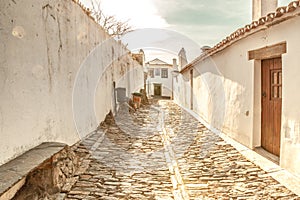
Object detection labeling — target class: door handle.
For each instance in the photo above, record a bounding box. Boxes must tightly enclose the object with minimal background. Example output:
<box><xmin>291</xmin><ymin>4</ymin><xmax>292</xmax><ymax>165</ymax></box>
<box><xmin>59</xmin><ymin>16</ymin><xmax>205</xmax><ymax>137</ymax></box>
<box><xmin>262</xmin><ymin>91</ymin><xmax>267</xmax><ymax>98</ymax></box>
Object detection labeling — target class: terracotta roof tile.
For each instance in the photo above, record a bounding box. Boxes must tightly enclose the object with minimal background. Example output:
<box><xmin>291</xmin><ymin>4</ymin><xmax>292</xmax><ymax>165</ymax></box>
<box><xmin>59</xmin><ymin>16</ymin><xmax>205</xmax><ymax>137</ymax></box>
<box><xmin>287</xmin><ymin>1</ymin><xmax>299</xmax><ymax>12</ymax></box>
<box><xmin>180</xmin><ymin>0</ymin><xmax>300</xmax><ymax>73</ymax></box>
<box><xmin>266</xmin><ymin>12</ymin><xmax>275</xmax><ymax>22</ymax></box>
<box><xmin>275</xmin><ymin>7</ymin><xmax>286</xmax><ymax>17</ymax></box>
<box><xmin>258</xmin><ymin>17</ymin><xmax>266</xmax><ymax>25</ymax></box>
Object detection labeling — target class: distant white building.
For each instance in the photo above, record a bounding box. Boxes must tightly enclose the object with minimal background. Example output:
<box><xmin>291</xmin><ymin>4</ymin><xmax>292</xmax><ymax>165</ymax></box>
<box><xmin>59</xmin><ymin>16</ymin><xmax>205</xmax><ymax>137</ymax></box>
<box><xmin>146</xmin><ymin>58</ymin><xmax>174</xmax><ymax>98</ymax></box>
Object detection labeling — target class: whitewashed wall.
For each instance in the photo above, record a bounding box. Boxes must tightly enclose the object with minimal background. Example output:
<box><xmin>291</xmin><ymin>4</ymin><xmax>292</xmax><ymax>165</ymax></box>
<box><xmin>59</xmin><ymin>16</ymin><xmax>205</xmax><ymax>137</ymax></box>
<box><xmin>174</xmin><ymin>15</ymin><xmax>300</xmax><ymax>177</ymax></box>
<box><xmin>0</xmin><ymin>0</ymin><xmax>143</xmax><ymax>165</ymax></box>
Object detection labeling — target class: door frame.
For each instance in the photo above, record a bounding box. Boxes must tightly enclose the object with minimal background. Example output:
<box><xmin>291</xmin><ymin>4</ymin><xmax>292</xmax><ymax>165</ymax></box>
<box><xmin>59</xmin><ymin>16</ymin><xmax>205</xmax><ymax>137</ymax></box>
<box><xmin>249</xmin><ymin>41</ymin><xmax>286</xmax><ymax>162</ymax></box>
<box><xmin>153</xmin><ymin>83</ymin><xmax>162</xmax><ymax>96</ymax></box>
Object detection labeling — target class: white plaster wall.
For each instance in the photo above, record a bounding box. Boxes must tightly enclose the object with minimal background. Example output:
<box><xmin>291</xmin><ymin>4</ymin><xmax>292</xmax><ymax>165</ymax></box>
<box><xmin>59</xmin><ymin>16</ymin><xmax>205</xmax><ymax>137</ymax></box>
<box><xmin>0</xmin><ymin>0</ymin><xmax>143</xmax><ymax>165</ymax></box>
<box><xmin>175</xmin><ymin>15</ymin><xmax>300</xmax><ymax>177</ymax></box>
<box><xmin>94</xmin><ymin>51</ymin><xmax>144</xmax><ymax>122</ymax></box>
<box><xmin>278</xmin><ymin>17</ymin><xmax>300</xmax><ymax>177</ymax></box>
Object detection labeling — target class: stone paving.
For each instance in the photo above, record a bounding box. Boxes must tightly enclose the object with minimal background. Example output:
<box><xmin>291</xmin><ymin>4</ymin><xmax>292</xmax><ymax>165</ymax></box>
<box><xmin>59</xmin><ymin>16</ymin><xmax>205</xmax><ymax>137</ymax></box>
<box><xmin>62</xmin><ymin>100</ymin><xmax>299</xmax><ymax>200</ymax></box>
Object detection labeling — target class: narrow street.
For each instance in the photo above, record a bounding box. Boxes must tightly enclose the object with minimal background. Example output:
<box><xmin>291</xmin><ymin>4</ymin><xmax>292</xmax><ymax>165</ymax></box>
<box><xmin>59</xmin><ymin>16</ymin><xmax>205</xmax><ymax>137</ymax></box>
<box><xmin>63</xmin><ymin>100</ymin><xmax>298</xmax><ymax>200</ymax></box>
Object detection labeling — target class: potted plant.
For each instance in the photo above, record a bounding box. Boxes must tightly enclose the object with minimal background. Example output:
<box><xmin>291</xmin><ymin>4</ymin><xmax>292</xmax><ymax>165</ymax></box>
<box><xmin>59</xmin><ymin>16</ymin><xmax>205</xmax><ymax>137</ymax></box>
<box><xmin>132</xmin><ymin>92</ymin><xmax>142</xmax><ymax>108</ymax></box>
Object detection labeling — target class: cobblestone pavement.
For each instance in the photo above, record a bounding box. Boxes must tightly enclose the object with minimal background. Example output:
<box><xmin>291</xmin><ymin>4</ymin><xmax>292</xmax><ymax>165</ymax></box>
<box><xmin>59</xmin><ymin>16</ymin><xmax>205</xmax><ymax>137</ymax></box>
<box><xmin>63</xmin><ymin>100</ymin><xmax>299</xmax><ymax>200</ymax></box>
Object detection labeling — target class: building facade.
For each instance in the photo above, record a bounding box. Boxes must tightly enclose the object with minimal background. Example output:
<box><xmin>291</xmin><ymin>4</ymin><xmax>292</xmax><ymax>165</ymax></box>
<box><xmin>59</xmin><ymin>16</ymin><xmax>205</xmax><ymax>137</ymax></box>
<box><xmin>174</xmin><ymin>0</ymin><xmax>300</xmax><ymax>178</ymax></box>
<box><xmin>146</xmin><ymin>58</ymin><xmax>174</xmax><ymax>98</ymax></box>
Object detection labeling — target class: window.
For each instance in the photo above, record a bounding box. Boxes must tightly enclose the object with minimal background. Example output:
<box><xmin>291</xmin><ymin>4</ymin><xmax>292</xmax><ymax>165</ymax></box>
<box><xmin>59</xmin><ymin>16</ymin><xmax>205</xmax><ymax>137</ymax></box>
<box><xmin>271</xmin><ymin>70</ymin><xmax>282</xmax><ymax>99</ymax></box>
<box><xmin>161</xmin><ymin>69</ymin><xmax>168</xmax><ymax>78</ymax></box>
<box><xmin>155</xmin><ymin>68</ymin><xmax>160</xmax><ymax>76</ymax></box>
<box><xmin>149</xmin><ymin>68</ymin><xmax>154</xmax><ymax>78</ymax></box>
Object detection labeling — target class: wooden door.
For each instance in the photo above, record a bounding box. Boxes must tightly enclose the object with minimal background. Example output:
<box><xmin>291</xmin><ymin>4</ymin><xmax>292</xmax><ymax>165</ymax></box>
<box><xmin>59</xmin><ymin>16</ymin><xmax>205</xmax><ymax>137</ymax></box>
<box><xmin>154</xmin><ymin>84</ymin><xmax>162</xmax><ymax>96</ymax></box>
<box><xmin>261</xmin><ymin>57</ymin><xmax>282</xmax><ymax>156</ymax></box>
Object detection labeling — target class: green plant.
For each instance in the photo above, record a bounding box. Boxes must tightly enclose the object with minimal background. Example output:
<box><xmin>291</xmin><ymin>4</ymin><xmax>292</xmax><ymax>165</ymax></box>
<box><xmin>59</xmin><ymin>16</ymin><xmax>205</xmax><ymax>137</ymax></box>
<box><xmin>132</xmin><ymin>92</ymin><xmax>142</xmax><ymax>97</ymax></box>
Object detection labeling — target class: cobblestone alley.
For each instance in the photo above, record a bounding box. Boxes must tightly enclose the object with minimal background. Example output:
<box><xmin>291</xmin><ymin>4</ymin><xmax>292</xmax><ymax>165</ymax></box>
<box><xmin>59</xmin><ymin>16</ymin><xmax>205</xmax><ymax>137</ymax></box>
<box><xmin>63</xmin><ymin>100</ymin><xmax>299</xmax><ymax>200</ymax></box>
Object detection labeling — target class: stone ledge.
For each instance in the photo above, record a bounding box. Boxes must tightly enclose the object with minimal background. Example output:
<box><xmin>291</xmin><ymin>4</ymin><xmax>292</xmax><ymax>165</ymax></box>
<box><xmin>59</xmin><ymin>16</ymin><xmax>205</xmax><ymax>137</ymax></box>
<box><xmin>0</xmin><ymin>142</ymin><xmax>67</xmax><ymax>199</ymax></box>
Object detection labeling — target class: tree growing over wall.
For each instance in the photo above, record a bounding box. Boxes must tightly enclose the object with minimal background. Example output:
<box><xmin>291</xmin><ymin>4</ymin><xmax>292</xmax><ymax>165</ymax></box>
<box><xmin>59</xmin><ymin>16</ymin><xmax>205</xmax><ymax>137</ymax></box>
<box><xmin>89</xmin><ymin>0</ymin><xmax>132</xmax><ymax>38</ymax></box>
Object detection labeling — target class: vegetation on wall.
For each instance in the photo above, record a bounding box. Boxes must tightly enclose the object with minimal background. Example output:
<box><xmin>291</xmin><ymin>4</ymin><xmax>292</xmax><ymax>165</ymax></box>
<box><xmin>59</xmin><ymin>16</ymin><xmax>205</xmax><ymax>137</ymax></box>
<box><xmin>89</xmin><ymin>0</ymin><xmax>132</xmax><ymax>38</ymax></box>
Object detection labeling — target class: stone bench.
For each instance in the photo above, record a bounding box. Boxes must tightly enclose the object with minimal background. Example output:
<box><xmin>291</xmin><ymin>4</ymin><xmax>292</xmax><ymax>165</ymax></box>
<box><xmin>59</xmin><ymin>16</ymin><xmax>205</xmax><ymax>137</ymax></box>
<box><xmin>0</xmin><ymin>142</ymin><xmax>68</xmax><ymax>200</ymax></box>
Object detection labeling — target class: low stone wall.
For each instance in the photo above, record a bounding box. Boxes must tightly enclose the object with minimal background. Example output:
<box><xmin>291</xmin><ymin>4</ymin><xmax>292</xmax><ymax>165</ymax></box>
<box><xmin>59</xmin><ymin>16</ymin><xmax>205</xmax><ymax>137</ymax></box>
<box><xmin>10</xmin><ymin>145</ymin><xmax>79</xmax><ymax>199</ymax></box>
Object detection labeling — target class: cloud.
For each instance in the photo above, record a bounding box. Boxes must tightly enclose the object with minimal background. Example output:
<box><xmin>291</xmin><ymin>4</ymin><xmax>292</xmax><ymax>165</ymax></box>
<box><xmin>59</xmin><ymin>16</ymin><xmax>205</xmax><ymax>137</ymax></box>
<box><xmin>120</xmin><ymin>28</ymin><xmax>201</xmax><ymax>61</ymax></box>
<box><xmin>166</xmin><ymin>24</ymin><xmax>241</xmax><ymax>47</ymax></box>
<box><xmin>81</xmin><ymin>0</ymin><xmax>169</xmax><ymax>28</ymax></box>
<box><xmin>152</xmin><ymin>0</ymin><xmax>252</xmax><ymax>46</ymax></box>
<box><xmin>279</xmin><ymin>0</ymin><xmax>294</xmax><ymax>6</ymax></box>
<box><xmin>81</xmin><ymin>0</ymin><xmax>295</xmax><ymax>48</ymax></box>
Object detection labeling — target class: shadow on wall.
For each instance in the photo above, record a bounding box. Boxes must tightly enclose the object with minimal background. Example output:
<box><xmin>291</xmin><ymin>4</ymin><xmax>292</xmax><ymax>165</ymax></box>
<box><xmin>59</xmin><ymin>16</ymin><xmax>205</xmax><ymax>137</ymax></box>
<box><xmin>180</xmin><ymin>56</ymin><xmax>226</xmax><ymax>132</ymax></box>
<box><xmin>73</xmin><ymin>36</ymin><xmax>144</xmax><ymax>141</ymax></box>
<box><xmin>179</xmin><ymin>56</ymin><xmax>247</xmax><ymax>136</ymax></box>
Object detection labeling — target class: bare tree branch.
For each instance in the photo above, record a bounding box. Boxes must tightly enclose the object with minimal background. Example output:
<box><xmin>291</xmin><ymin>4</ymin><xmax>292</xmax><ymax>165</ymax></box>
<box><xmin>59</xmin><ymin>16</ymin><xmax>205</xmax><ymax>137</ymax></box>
<box><xmin>89</xmin><ymin>0</ymin><xmax>132</xmax><ymax>38</ymax></box>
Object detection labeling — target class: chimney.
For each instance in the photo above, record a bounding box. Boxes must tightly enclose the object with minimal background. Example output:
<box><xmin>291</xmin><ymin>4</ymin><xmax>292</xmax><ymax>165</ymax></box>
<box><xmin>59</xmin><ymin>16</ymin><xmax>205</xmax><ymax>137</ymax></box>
<box><xmin>172</xmin><ymin>58</ymin><xmax>178</xmax><ymax>71</ymax></box>
<box><xmin>252</xmin><ymin>0</ymin><xmax>278</xmax><ymax>21</ymax></box>
<box><xmin>173</xmin><ymin>58</ymin><xmax>177</xmax><ymax>67</ymax></box>
<box><xmin>178</xmin><ymin>48</ymin><xmax>188</xmax><ymax>70</ymax></box>
<box><xmin>139</xmin><ymin>49</ymin><xmax>145</xmax><ymax>66</ymax></box>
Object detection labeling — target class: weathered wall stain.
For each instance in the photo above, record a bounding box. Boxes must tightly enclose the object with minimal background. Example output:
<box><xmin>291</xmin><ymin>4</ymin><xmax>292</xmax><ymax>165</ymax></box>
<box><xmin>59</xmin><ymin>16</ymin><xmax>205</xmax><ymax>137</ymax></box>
<box><xmin>42</xmin><ymin>3</ymin><xmax>54</xmax><ymax>92</ymax></box>
<box><xmin>57</xmin><ymin>17</ymin><xmax>62</xmax><ymax>72</ymax></box>
<box><xmin>0</xmin><ymin>108</ymin><xmax>3</xmax><ymax>134</ymax></box>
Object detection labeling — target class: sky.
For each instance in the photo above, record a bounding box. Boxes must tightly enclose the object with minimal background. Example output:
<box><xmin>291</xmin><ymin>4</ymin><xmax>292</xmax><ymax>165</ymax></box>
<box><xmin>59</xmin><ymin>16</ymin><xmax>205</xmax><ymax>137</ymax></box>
<box><xmin>81</xmin><ymin>0</ymin><xmax>293</xmax><ymax>62</ymax></box>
